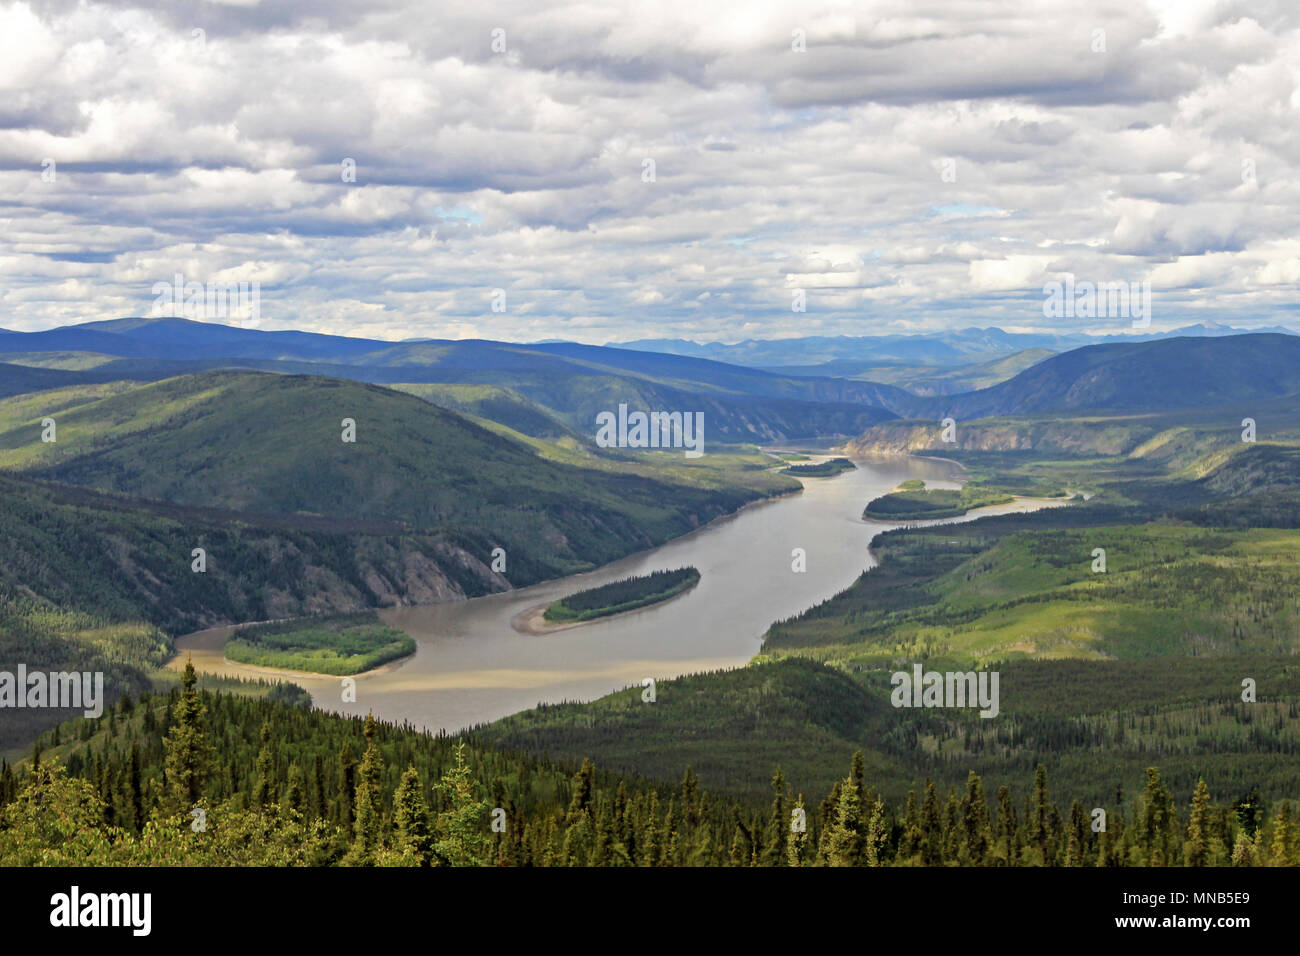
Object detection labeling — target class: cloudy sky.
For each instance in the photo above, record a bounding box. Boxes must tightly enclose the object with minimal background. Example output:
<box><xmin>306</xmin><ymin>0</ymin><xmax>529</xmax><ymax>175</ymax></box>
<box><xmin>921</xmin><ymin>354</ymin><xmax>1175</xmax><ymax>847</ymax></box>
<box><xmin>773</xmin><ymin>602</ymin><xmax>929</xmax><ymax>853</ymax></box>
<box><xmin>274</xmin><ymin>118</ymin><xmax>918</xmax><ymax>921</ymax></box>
<box><xmin>1</xmin><ymin>0</ymin><xmax>1298</xmax><ymax>343</ymax></box>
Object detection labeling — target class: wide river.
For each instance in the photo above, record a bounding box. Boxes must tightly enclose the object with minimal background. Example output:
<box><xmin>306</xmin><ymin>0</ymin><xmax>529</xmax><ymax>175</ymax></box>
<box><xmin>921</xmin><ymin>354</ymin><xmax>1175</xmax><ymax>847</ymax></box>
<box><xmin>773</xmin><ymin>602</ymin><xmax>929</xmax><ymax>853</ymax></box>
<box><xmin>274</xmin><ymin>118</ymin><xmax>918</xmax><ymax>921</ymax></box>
<box><xmin>173</xmin><ymin>455</ymin><xmax>1067</xmax><ymax>734</ymax></box>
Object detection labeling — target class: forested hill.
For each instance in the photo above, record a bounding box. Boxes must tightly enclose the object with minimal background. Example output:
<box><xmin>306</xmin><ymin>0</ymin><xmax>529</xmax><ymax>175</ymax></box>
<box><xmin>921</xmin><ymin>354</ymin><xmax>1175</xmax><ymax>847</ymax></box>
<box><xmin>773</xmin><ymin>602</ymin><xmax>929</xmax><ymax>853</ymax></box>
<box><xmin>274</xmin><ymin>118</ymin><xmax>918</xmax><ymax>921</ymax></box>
<box><xmin>2</xmin><ymin>665</ymin><xmax>1291</xmax><ymax>867</ymax></box>
<box><xmin>0</xmin><ymin>370</ymin><xmax>788</xmax><ymax>583</ymax></box>
<box><xmin>0</xmin><ymin>368</ymin><xmax>792</xmax><ymax>750</ymax></box>
<box><xmin>925</xmin><ymin>334</ymin><xmax>1300</xmax><ymax>419</ymax></box>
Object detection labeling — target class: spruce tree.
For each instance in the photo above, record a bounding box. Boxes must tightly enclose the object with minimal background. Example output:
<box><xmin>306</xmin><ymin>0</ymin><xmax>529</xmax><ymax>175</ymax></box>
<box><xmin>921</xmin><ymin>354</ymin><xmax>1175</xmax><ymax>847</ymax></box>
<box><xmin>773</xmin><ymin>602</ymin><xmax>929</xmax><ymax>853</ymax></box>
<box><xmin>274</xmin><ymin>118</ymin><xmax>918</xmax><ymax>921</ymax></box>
<box><xmin>963</xmin><ymin>771</ymin><xmax>992</xmax><ymax>866</ymax></box>
<box><xmin>787</xmin><ymin>795</ymin><xmax>808</xmax><ymax>867</ymax></box>
<box><xmin>162</xmin><ymin>659</ymin><xmax>214</xmax><ymax>816</ymax></box>
<box><xmin>351</xmin><ymin>712</ymin><xmax>385</xmax><ymax>860</ymax></box>
<box><xmin>252</xmin><ymin>720</ymin><xmax>276</xmax><ymax>807</ymax></box>
<box><xmin>1270</xmin><ymin>800</ymin><xmax>1295</xmax><ymax>867</ymax></box>
<box><xmin>1185</xmin><ymin>778</ymin><xmax>1213</xmax><ymax>867</ymax></box>
<box><xmin>432</xmin><ymin>741</ymin><xmax>489</xmax><ymax>866</ymax></box>
<box><xmin>899</xmin><ymin>789</ymin><xmax>922</xmax><ymax>862</ymax></box>
<box><xmin>827</xmin><ymin>774</ymin><xmax>866</xmax><ymax>866</ymax></box>
<box><xmin>393</xmin><ymin>765</ymin><xmax>434</xmax><ymax>865</ymax></box>
<box><xmin>763</xmin><ymin>769</ymin><xmax>788</xmax><ymax>866</ymax></box>
<box><xmin>1139</xmin><ymin>766</ymin><xmax>1178</xmax><ymax>866</ymax></box>
<box><xmin>921</xmin><ymin>779</ymin><xmax>942</xmax><ymax>865</ymax></box>
<box><xmin>995</xmin><ymin>785</ymin><xmax>1019</xmax><ymax>866</ymax></box>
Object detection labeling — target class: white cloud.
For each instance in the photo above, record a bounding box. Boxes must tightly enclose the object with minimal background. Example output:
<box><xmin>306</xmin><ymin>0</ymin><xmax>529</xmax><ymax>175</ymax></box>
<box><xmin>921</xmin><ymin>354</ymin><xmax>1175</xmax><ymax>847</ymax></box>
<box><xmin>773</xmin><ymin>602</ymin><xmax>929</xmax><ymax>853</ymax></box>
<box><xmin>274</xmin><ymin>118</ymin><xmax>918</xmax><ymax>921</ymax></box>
<box><xmin>0</xmin><ymin>0</ymin><xmax>1297</xmax><ymax>340</ymax></box>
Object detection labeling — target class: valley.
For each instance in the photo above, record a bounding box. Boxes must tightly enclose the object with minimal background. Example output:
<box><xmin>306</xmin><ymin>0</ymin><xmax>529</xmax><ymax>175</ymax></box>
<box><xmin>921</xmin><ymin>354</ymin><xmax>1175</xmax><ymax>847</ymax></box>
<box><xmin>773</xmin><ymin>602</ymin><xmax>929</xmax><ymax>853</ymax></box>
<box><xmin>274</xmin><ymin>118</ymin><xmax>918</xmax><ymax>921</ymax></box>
<box><xmin>4</xmin><ymin>320</ymin><xmax>1300</xmax><ymax>870</ymax></box>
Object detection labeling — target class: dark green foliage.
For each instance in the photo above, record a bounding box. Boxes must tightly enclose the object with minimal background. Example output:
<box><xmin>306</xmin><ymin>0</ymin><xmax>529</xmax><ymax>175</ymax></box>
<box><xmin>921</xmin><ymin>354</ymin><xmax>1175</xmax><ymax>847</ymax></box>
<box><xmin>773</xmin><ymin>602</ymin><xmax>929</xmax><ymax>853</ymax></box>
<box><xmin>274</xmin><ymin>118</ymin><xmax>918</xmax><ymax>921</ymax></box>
<box><xmin>780</xmin><ymin>458</ymin><xmax>855</xmax><ymax>477</ymax></box>
<box><xmin>2</xmin><ymin>695</ymin><xmax>1290</xmax><ymax>866</ymax></box>
<box><xmin>863</xmin><ymin>484</ymin><xmax>1014</xmax><ymax>519</ymax></box>
<box><xmin>544</xmin><ymin>568</ymin><xmax>700</xmax><ymax>622</ymax></box>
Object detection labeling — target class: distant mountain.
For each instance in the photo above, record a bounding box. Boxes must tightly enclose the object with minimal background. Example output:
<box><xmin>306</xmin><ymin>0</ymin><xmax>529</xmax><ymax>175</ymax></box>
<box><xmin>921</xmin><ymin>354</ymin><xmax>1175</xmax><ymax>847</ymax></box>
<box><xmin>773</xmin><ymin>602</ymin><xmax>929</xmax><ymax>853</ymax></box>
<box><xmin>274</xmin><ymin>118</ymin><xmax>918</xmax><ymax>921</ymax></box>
<box><xmin>0</xmin><ymin>318</ymin><xmax>909</xmax><ymax>439</ymax></box>
<box><xmin>760</xmin><ymin>348</ymin><xmax>1057</xmax><ymax>396</ymax></box>
<box><xmin>614</xmin><ymin>322</ymin><xmax>1298</xmax><ymax>369</ymax></box>
<box><xmin>0</xmin><ymin>362</ymin><xmax>105</xmax><ymax>398</ymax></box>
<box><xmin>929</xmin><ymin>333</ymin><xmax>1300</xmax><ymax>419</ymax></box>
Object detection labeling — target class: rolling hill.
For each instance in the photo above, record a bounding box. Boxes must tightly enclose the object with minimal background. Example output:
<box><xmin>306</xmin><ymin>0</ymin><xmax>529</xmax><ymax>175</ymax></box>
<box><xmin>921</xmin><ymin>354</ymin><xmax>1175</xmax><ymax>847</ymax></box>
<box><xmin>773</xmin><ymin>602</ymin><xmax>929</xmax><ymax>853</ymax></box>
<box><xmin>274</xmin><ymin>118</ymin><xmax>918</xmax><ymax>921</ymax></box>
<box><xmin>927</xmin><ymin>334</ymin><xmax>1300</xmax><ymax>419</ymax></box>
<box><xmin>0</xmin><ymin>318</ymin><xmax>910</xmax><ymax>440</ymax></box>
<box><xmin>0</xmin><ymin>370</ymin><xmax>789</xmax><ymax>554</ymax></box>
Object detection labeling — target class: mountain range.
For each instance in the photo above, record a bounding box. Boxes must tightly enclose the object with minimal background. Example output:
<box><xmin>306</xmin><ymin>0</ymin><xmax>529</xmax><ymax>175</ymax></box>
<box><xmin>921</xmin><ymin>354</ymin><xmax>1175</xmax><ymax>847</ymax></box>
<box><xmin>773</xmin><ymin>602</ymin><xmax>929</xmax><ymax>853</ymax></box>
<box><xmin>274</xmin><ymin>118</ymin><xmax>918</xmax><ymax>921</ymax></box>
<box><xmin>615</xmin><ymin>321</ymin><xmax>1297</xmax><ymax>369</ymax></box>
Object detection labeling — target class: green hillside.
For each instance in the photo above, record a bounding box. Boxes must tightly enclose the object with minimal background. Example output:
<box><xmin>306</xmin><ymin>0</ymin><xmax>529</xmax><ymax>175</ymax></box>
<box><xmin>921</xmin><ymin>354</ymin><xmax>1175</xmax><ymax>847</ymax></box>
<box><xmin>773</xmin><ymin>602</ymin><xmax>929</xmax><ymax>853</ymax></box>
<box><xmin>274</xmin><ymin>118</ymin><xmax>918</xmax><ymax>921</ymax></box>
<box><xmin>0</xmin><ymin>370</ymin><xmax>785</xmax><ymax>561</ymax></box>
<box><xmin>389</xmin><ymin>383</ymin><xmax>575</xmax><ymax>439</ymax></box>
<box><xmin>930</xmin><ymin>334</ymin><xmax>1300</xmax><ymax>419</ymax></box>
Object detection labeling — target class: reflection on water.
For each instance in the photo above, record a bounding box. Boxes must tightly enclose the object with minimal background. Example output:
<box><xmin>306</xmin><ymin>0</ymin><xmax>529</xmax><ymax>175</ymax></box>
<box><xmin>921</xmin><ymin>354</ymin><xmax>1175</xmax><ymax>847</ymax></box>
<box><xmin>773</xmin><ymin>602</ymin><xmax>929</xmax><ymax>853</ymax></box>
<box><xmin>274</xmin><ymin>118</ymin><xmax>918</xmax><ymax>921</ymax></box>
<box><xmin>172</xmin><ymin>456</ymin><xmax>1068</xmax><ymax>734</ymax></box>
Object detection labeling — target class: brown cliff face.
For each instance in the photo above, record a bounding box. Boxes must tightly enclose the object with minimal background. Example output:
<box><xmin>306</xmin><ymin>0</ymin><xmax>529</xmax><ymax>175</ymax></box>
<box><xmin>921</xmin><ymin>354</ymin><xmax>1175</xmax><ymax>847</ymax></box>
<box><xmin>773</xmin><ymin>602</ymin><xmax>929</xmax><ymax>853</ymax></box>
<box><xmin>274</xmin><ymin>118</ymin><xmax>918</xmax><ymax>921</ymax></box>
<box><xmin>845</xmin><ymin>419</ymin><xmax>1155</xmax><ymax>458</ymax></box>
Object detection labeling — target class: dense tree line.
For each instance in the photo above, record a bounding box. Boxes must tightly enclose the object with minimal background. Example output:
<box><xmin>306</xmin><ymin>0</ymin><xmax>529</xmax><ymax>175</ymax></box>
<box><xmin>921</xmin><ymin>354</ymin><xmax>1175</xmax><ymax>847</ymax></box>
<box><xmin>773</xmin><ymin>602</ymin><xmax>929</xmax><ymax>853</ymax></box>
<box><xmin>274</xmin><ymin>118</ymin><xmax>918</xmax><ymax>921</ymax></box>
<box><xmin>1</xmin><ymin>663</ymin><xmax>1294</xmax><ymax>867</ymax></box>
<box><xmin>546</xmin><ymin>567</ymin><xmax>699</xmax><ymax>621</ymax></box>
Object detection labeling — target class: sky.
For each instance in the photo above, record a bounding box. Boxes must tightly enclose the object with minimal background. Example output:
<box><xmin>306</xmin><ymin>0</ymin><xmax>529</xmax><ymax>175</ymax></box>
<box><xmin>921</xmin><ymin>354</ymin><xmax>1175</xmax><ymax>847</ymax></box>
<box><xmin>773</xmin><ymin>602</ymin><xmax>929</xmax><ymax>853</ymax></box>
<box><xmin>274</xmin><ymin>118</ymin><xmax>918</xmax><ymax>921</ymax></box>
<box><xmin>1</xmin><ymin>0</ymin><xmax>1299</xmax><ymax>343</ymax></box>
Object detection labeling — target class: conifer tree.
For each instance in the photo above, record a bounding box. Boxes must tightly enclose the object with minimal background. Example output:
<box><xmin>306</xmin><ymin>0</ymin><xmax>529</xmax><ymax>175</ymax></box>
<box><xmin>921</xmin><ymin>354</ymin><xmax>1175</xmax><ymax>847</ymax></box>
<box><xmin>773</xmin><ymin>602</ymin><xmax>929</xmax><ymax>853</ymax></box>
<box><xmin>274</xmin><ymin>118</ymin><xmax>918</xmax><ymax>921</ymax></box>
<box><xmin>921</xmin><ymin>779</ymin><xmax>942</xmax><ymax>865</ymax></box>
<box><xmin>568</xmin><ymin>759</ymin><xmax>595</xmax><ymax>822</ymax></box>
<box><xmin>286</xmin><ymin>764</ymin><xmax>305</xmax><ymax>813</ymax></box>
<box><xmin>350</xmin><ymin>712</ymin><xmax>385</xmax><ymax>860</ymax></box>
<box><xmin>1030</xmin><ymin>764</ymin><xmax>1052</xmax><ymax>864</ymax></box>
<box><xmin>679</xmin><ymin>767</ymin><xmax>699</xmax><ymax>829</ymax></box>
<box><xmin>1138</xmin><ymin>766</ymin><xmax>1178</xmax><ymax>866</ymax></box>
<box><xmin>162</xmin><ymin>659</ymin><xmax>214</xmax><ymax>815</ymax></box>
<box><xmin>899</xmin><ymin>789</ymin><xmax>922</xmax><ymax>862</ymax></box>
<box><xmin>763</xmin><ymin>769</ymin><xmax>788</xmax><ymax>866</ymax></box>
<box><xmin>1185</xmin><ymin>778</ymin><xmax>1213</xmax><ymax>867</ymax></box>
<box><xmin>963</xmin><ymin>771</ymin><xmax>992</xmax><ymax>866</ymax></box>
<box><xmin>942</xmin><ymin>791</ymin><xmax>962</xmax><ymax>864</ymax></box>
<box><xmin>663</xmin><ymin>795</ymin><xmax>681</xmax><ymax>866</ymax></box>
<box><xmin>787</xmin><ymin>795</ymin><xmax>808</xmax><ymax>867</ymax></box>
<box><xmin>433</xmin><ymin>741</ymin><xmax>489</xmax><ymax>866</ymax></box>
<box><xmin>253</xmin><ymin>720</ymin><xmax>276</xmax><ymax>807</ymax></box>
<box><xmin>126</xmin><ymin>743</ymin><xmax>143</xmax><ymax>833</ymax></box>
<box><xmin>996</xmin><ymin>785</ymin><xmax>1019</xmax><ymax>866</ymax></box>
<box><xmin>827</xmin><ymin>773</ymin><xmax>866</xmax><ymax>866</ymax></box>
<box><xmin>337</xmin><ymin>740</ymin><xmax>357</xmax><ymax>829</ymax></box>
<box><xmin>640</xmin><ymin>791</ymin><xmax>659</xmax><ymax>867</ymax></box>
<box><xmin>1065</xmin><ymin>801</ymin><xmax>1085</xmax><ymax>867</ymax></box>
<box><xmin>1270</xmin><ymin>800</ymin><xmax>1295</xmax><ymax>867</ymax></box>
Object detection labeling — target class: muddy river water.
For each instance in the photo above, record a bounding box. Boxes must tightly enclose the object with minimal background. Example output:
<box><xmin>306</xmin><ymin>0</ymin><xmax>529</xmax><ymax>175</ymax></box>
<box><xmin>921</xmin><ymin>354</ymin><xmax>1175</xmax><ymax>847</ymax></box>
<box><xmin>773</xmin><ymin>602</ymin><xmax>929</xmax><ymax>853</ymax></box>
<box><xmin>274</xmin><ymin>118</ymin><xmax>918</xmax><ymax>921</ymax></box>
<box><xmin>172</xmin><ymin>456</ymin><xmax>1068</xmax><ymax>733</ymax></box>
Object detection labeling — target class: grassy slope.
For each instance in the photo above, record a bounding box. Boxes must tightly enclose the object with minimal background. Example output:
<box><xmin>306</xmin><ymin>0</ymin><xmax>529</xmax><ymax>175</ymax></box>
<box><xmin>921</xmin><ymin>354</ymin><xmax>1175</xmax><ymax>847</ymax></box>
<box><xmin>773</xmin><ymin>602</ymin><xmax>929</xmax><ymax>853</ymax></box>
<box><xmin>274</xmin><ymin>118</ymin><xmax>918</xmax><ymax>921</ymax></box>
<box><xmin>225</xmin><ymin>613</ymin><xmax>415</xmax><ymax>676</ymax></box>
<box><xmin>389</xmin><ymin>382</ymin><xmax>577</xmax><ymax>439</ymax></box>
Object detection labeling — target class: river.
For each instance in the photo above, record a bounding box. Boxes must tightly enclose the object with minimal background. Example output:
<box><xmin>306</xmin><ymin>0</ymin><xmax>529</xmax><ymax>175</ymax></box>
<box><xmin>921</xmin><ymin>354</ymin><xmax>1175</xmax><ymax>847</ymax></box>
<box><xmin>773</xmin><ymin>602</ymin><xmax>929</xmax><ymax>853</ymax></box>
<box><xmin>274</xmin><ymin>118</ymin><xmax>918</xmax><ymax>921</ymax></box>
<box><xmin>172</xmin><ymin>455</ymin><xmax>1069</xmax><ymax>734</ymax></box>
